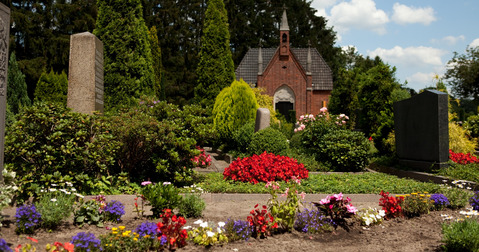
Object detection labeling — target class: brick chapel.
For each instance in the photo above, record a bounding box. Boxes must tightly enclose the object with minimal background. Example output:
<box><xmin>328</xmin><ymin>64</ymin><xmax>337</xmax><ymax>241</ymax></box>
<box><xmin>235</xmin><ymin>10</ymin><xmax>333</xmax><ymax>120</ymax></box>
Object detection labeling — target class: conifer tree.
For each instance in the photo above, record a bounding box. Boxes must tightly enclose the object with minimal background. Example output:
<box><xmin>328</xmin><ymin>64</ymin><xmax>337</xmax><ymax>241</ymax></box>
<box><xmin>94</xmin><ymin>0</ymin><xmax>154</xmax><ymax>108</ymax></box>
<box><xmin>7</xmin><ymin>52</ymin><xmax>31</xmax><ymax>114</ymax></box>
<box><xmin>148</xmin><ymin>26</ymin><xmax>162</xmax><ymax>100</ymax></box>
<box><xmin>33</xmin><ymin>70</ymin><xmax>68</xmax><ymax>106</ymax></box>
<box><xmin>194</xmin><ymin>0</ymin><xmax>235</xmax><ymax>107</ymax></box>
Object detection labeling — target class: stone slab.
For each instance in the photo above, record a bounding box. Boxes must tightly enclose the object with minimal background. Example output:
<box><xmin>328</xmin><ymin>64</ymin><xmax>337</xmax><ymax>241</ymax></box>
<box><xmin>0</xmin><ymin>3</ymin><xmax>9</xmax><ymax>184</ymax></box>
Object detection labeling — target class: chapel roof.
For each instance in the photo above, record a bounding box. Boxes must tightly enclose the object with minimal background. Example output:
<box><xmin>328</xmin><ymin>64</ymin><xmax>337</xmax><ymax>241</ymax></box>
<box><xmin>235</xmin><ymin>47</ymin><xmax>334</xmax><ymax>91</ymax></box>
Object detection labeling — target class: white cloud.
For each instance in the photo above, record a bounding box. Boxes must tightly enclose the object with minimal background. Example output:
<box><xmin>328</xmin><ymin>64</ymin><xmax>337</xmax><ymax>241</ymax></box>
<box><xmin>368</xmin><ymin>46</ymin><xmax>447</xmax><ymax>67</ymax></box>
<box><xmin>431</xmin><ymin>35</ymin><xmax>465</xmax><ymax>46</ymax></box>
<box><xmin>407</xmin><ymin>72</ymin><xmax>436</xmax><ymax>85</ymax></box>
<box><xmin>310</xmin><ymin>0</ymin><xmax>338</xmax><ymax>17</ymax></box>
<box><xmin>329</xmin><ymin>0</ymin><xmax>389</xmax><ymax>35</ymax></box>
<box><xmin>470</xmin><ymin>38</ymin><xmax>479</xmax><ymax>48</ymax></box>
<box><xmin>391</xmin><ymin>3</ymin><xmax>436</xmax><ymax>26</ymax></box>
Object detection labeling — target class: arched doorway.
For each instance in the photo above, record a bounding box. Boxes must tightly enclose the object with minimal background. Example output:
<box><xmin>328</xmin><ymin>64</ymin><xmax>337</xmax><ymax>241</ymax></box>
<box><xmin>274</xmin><ymin>85</ymin><xmax>295</xmax><ymax>122</ymax></box>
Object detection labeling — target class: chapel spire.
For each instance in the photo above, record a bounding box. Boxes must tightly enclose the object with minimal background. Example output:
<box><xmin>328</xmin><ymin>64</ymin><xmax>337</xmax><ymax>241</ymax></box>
<box><xmin>279</xmin><ymin>7</ymin><xmax>290</xmax><ymax>60</ymax></box>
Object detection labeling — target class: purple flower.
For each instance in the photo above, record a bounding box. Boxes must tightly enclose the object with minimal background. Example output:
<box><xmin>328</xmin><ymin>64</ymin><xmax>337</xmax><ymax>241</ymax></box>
<box><xmin>104</xmin><ymin>200</ymin><xmax>125</xmax><ymax>222</ymax></box>
<box><xmin>135</xmin><ymin>222</ymin><xmax>158</xmax><ymax>238</ymax></box>
<box><xmin>431</xmin><ymin>194</ymin><xmax>450</xmax><ymax>208</ymax></box>
<box><xmin>0</xmin><ymin>238</ymin><xmax>13</xmax><ymax>252</ymax></box>
<box><xmin>469</xmin><ymin>191</ymin><xmax>479</xmax><ymax>210</ymax></box>
<box><xmin>15</xmin><ymin>204</ymin><xmax>41</xmax><ymax>234</ymax></box>
<box><xmin>71</xmin><ymin>232</ymin><xmax>102</xmax><ymax>251</ymax></box>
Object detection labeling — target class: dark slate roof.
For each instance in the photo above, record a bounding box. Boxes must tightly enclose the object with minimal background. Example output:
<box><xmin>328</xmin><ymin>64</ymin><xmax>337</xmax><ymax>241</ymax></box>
<box><xmin>235</xmin><ymin>47</ymin><xmax>333</xmax><ymax>90</ymax></box>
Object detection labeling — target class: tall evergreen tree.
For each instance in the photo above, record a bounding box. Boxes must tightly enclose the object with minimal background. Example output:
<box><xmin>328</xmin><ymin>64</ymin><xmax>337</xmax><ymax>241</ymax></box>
<box><xmin>33</xmin><ymin>69</ymin><xmax>68</xmax><ymax>106</ymax></box>
<box><xmin>148</xmin><ymin>26</ymin><xmax>162</xmax><ymax>100</ymax></box>
<box><xmin>7</xmin><ymin>52</ymin><xmax>31</xmax><ymax>114</ymax></box>
<box><xmin>94</xmin><ymin>0</ymin><xmax>154</xmax><ymax>108</ymax></box>
<box><xmin>195</xmin><ymin>0</ymin><xmax>235</xmax><ymax>107</ymax></box>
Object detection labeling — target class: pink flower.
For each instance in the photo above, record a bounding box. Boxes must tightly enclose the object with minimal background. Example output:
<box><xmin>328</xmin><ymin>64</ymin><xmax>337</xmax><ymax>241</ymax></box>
<box><xmin>346</xmin><ymin>204</ymin><xmax>358</xmax><ymax>214</ymax></box>
<box><xmin>281</xmin><ymin>188</ymin><xmax>290</xmax><ymax>197</ymax></box>
<box><xmin>299</xmin><ymin>192</ymin><xmax>306</xmax><ymax>200</ymax></box>
<box><xmin>141</xmin><ymin>181</ymin><xmax>152</xmax><ymax>186</ymax></box>
<box><xmin>332</xmin><ymin>193</ymin><xmax>343</xmax><ymax>201</ymax></box>
<box><xmin>320</xmin><ymin>107</ymin><xmax>328</xmax><ymax>113</ymax></box>
<box><xmin>319</xmin><ymin>196</ymin><xmax>330</xmax><ymax>205</ymax></box>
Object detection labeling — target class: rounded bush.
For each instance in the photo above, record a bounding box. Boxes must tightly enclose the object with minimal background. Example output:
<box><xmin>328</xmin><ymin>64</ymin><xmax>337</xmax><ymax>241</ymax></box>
<box><xmin>232</xmin><ymin>121</ymin><xmax>255</xmax><ymax>152</ymax></box>
<box><xmin>317</xmin><ymin>129</ymin><xmax>370</xmax><ymax>172</ymax></box>
<box><xmin>249</xmin><ymin>127</ymin><xmax>289</xmax><ymax>156</ymax></box>
<box><xmin>223</xmin><ymin>152</ymin><xmax>308</xmax><ymax>184</ymax></box>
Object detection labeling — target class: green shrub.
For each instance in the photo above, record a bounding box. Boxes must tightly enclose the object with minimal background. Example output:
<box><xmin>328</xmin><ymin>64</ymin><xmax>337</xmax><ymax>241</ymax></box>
<box><xmin>141</xmin><ymin>182</ymin><xmax>182</xmax><ymax>217</ymax></box>
<box><xmin>212</xmin><ymin>79</ymin><xmax>259</xmax><ymax>143</ymax></box>
<box><xmin>0</xmin><ymin>166</ymin><xmax>17</xmax><ymax>227</ymax></box>
<box><xmin>438</xmin><ymin>187</ymin><xmax>472</xmax><ymax>210</ymax></box>
<box><xmin>464</xmin><ymin>115</ymin><xmax>479</xmax><ymax>139</ymax></box>
<box><xmin>178</xmin><ymin>193</ymin><xmax>206</xmax><ymax>218</ymax></box>
<box><xmin>249</xmin><ymin>127</ymin><xmax>289</xmax><ymax>156</ymax></box>
<box><xmin>317</xmin><ymin>129</ymin><xmax>370</xmax><ymax>172</ymax></box>
<box><xmin>34</xmin><ymin>70</ymin><xmax>68</xmax><ymax>106</ymax></box>
<box><xmin>442</xmin><ymin>219</ymin><xmax>479</xmax><ymax>251</ymax></box>
<box><xmin>232</xmin><ymin>121</ymin><xmax>255</xmax><ymax>153</ymax></box>
<box><xmin>36</xmin><ymin>191</ymin><xmax>76</xmax><ymax>230</ymax></box>
<box><xmin>5</xmin><ymin>103</ymin><xmax>118</xmax><ymax>202</ymax></box>
<box><xmin>74</xmin><ymin>199</ymin><xmax>105</xmax><ymax>227</ymax></box>
<box><xmin>108</xmin><ymin>100</ymin><xmax>198</xmax><ymax>185</ymax></box>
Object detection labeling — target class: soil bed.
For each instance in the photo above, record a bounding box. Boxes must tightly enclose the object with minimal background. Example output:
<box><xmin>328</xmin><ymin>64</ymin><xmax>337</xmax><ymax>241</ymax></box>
<box><xmin>0</xmin><ymin>193</ymin><xmax>455</xmax><ymax>251</ymax></box>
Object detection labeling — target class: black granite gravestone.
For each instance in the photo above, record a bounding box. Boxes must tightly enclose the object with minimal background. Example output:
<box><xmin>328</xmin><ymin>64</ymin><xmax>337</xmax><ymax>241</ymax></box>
<box><xmin>394</xmin><ymin>89</ymin><xmax>449</xmax><ymax>170</ymax></box>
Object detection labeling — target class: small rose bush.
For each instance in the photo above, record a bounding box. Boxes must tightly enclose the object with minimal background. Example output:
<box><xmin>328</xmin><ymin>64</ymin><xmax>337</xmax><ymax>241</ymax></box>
<box><xmin>223</xmin><ymin>152</ymin><xmax>308</xmax><ymax>184</ymax></box>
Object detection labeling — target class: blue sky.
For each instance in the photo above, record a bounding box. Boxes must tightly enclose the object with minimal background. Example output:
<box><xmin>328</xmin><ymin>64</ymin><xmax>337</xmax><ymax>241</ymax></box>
<box><xmin>310</xmin><ymin>0</ymin><xmax>479</xmax><ymax>92</ymax></box>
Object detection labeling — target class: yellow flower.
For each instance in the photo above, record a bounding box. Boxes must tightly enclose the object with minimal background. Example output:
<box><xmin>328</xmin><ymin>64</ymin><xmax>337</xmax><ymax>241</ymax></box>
<box><xmin>112</xmin><ymin>231</ymin><xmax>118</xmax><ymax>235</ymax></box>
<box><xmin>411</xmin><ymin>192</ymin><xmax>418</xmax><ymax>195</ymax></box>
<box><xmin>122</xmin><ymin>231</ymin><xmax>131</xmax><ymax>237</ymax></box>
<box><xmin>112</xmin><ymin>227</ymin><xmax>118</xmax><ymax>231</ymax></box>
<box><xmin>119</xmin><ymin>226</ymin><xmax>126</xmax><ymax>230</ymax></box>
<box><xmin>144</xmin><ymin>235</ymin><xmax>150</xmax><ymax>239</ymax></box>
<box><xmin>405</xmin><ymin>194</ymin><xmax>411</xmax><ymax>197</ymax></box>
<box><xmin>133</xmin><ymin>238</ymin><xmax>138</xmax><ymax>241</ymax></box>
<box><xmin>420</xmin><ymin>194</ymin><xmax>425</xmax><ymax>197</ymax></box>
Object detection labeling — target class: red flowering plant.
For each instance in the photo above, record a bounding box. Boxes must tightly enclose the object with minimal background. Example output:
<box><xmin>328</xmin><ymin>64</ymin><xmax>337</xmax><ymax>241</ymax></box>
<box><xmin>156</xmin><ymin>209</ymin><xmax>188</xmax><ymax>250</ymax></box>
<box><xmin>191</xmin><ymin>146</ymin><xmax>212</xmax><ymax>168</ymax></box>
<box><xmin>449</xmin><ymin>149</ymin><xmax>479</xmax><ymax>164</ymax></box>
<box><xmin>223</xmin><ymin>152</ymin><xmax>308</xmax><ymax>184</ymax></box>
<box><xmin>45</xmin><ymin>242</ymin><xmax>75</xmax><ymax>252</ymax></box>
<box><xmin>378</xmin><ymin>191</ymin><xmax>404</xmax><ymax>220</ymax></box>
<box><xmin>247</xmin><ymin>204</ymin><xmax>278</xmax><ymax>238</ymax></box>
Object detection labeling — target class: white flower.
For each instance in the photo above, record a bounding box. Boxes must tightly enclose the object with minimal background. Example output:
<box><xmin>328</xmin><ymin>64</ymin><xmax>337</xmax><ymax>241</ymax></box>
<box><xmin>51</xmin><ymin>184</ymin><xmax>57</xmax><ymax>187</ymax></box>
<box><xmin>217</xmin><ymin>227</ymin><xmax>222</xmax><ymax>233</ymax></box>
<box><xmin>51</xmin><ymin>198</ymin><xmax>57</xmax><ymax>202</ymax></box>
<box><xmin>194</xmin><ymin>219</ymin><xmax>204</xmax><ymax>225</ymax></box>
<box><xmin>218</xmin><ymin>222</ymin><xmax>225</xmax><ymax>227</ymax></box>
<box><xmin>49</xmin><ymin>188</ymin><xmax>57</xmax><ymax>192</ymax></box>
<box><xmin>183</xmin><ymin>226</ymin><xmax>191</xmax><ymax>230</ymax></box>
<box><xmin>66</xmin><ymin>182</ymin><xmax>73</xmax><ymax>187</ymax></box>
<box><xmin>378</xmin><ymin>210</ymin><xmax>386</xmax><ymax>217</ymax></box>
<box><xmin>200</xmin><ymin>222</ymin><xmax>208</xmax><ymax>228</ymax></box>
<box><xmin>74</xmin><ymin>193</ymin><xmax>84</xmax><ymax>198</ymax></box>
<box><xmin>206</xmin><ymin>231</ymin><xmax>215</xmax><ymax>237</ymax></box>
<box><xmin>163</xmin><ymin>182</ymin><xmax>171</xmax><ymax>186</ymax></box>
<box><xmin>71</xmin><ymin>188</ymin><xmax>77</xmax><ymax>192</ymax></box>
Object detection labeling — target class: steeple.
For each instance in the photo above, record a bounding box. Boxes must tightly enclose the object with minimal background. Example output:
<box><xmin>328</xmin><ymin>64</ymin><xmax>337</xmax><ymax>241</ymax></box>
<box><xmin>279</xmin><ymin>7</ymin><xmax>289</xmax><ymax>60</ymax></box>
<box><xmin>258</xmin><ymin>42</ymin><xmax>263</xmax><ymax>75</ymax></box>
<box><xmin>307</xmin><ymin>40</ymin><xmax>312</xmax><ymax>75</ymax></box>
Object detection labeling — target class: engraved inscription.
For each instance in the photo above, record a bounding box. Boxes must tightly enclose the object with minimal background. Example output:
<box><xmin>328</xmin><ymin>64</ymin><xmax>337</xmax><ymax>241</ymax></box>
<box><xmin>0</xmin><ymin>17</ymin><xmax>7</xmax><ymax>96</ymax></box>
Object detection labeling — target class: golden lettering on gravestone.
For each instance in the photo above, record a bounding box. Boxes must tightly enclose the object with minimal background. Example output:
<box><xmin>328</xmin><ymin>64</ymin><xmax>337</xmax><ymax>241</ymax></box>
<box><xmin>0</xmin><ymin>17</ymin><xmax>6</xmax><ymax>96</ymax></box>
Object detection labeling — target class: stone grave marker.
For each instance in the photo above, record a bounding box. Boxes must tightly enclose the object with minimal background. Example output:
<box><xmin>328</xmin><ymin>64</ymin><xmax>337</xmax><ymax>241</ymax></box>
<box><xmin>255</xmin><ymin>108</ymin><xmax>270</xmax><ymax>132</ymax></box>
<box><xmin>0</xmin><ymin>3</ymin><xmax>9</xmax><ymax>184</ymax></box>
<box><xmin>394</xmin><ymin>89</ymin><xmax>449</xmax><ymax>170</ymax></box>
<box><xmin>67</xmin><ymin>32</ymin><xmax>104</xmax><ymax>114</ymax></box>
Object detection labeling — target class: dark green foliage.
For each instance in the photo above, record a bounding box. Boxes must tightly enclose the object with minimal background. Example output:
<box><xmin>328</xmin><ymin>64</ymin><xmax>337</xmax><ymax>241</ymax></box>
<box><xmin>194</xmin><ymin>0</ymin><xmax>235</xmax><ymax>107</ymax></box>
<box><xmin>148</xmin><ymin>26</ymin><xmax>162</xmax><ymax>100</ymax></box>
<box><xmin>7</xmin><ymin>52</ymin><xmax>31</xmax><ymax>114</ymax></box>
<box><xmin>232</xmin><ymin>121</ymin><xmax>255</xmax><ymax>153</ymax></box>
<box><xmin>445</xmin><ymin>46</ymin><xmax>479</xmax><ymax>101</ymax></box>
<box><xmin>442</xmin><ymin>219</ymin><xmax>479</xmax><ymax>251</ymax></box>
<box><xmin>249</xmin><ymin>127</ymin><xmax>289</xmax><ymax>156</ymax></box>
<box><xmin>141</xmin><ymin>183</ymin><xmax>182</xmax><ymax>217</ymax></box>
<box><xmin>212</xmin><ymin>79</ymin><xmax>258</xmax><ymax>142</ymax></box>
<box><xmin>5</xmin><ymin>103</ymin><xmax>118</xmax><ymax>202</ymax></box>
<box><xmin>33</xmin><ymin>70</ymin><xmax>68</xmax><ymax>106</ymax></box>
<box><xmin>317</xmin><ymin>129</ymin><xmax>370</xmax><ymax>172</ymax></box>
<box><xmin>94</xmin><ymin>0</ymin><xmax>154</xmax><ymax>108</ymax></box>
<box><xmin>10</xmin><ymin>0</ymin><xmax>97</xmax><ymax>100</ymax></box>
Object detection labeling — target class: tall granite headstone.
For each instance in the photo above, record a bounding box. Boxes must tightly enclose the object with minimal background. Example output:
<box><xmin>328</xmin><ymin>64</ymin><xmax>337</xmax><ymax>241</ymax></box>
<box><xmin>394</xmin><ymin>89</ymin><xmax>449</xmax><ymax>170</ymax></box>
<box><xmin>67</xmin><ymin>32</ymin><xmax>104</xmax><ymax>114</ymax></box>
<box><xmin>255</xmin><ymin>108</ymin><xmax>270</xmax><ymax>132</ymax></box>
<box><xmin>0</xmin><ymin>3</ymin><xmax>9</xmax><ymax>184</ymax></box>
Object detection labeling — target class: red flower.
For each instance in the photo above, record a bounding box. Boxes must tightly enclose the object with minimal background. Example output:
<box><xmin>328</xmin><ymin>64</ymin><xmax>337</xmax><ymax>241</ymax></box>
<box><xmin>26</xmin><ymin>237</ymin><xmax>38</xmax><ymax>243</ymax></box>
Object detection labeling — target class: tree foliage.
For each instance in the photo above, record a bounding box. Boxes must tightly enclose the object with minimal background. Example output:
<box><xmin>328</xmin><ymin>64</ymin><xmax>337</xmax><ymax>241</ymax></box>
<box><xmin>213</xmin><ymin>79</ymin><xmax>258</xmax><ymax>142</ymax></box>
<box><xmin>195</xmin><ymin>0</ymin><xmax>235</xmax><ymax>107</ymax></box>
<box><xmin>445</xmin><ymin>46</ymin><xmax>479</xmax><ymax>101</ymax></box>
<box><xmin>7</xmin><ymin>52</ymin><xmax>31</xmax><ymax>114</ymax></box>
<box><xmin>33</xmin><ymin>69</ymin><xmax>68</xmax><ymax>106</ymax></box>
<box><xmin>94</xmin><ymin>0</ymin><xmax>154</xmax><ymax>109</ymax></box>
<box><xmin>148</xmin><ymin>26</ymin><xmax>162</xmax><ymax>100</ymax></box>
